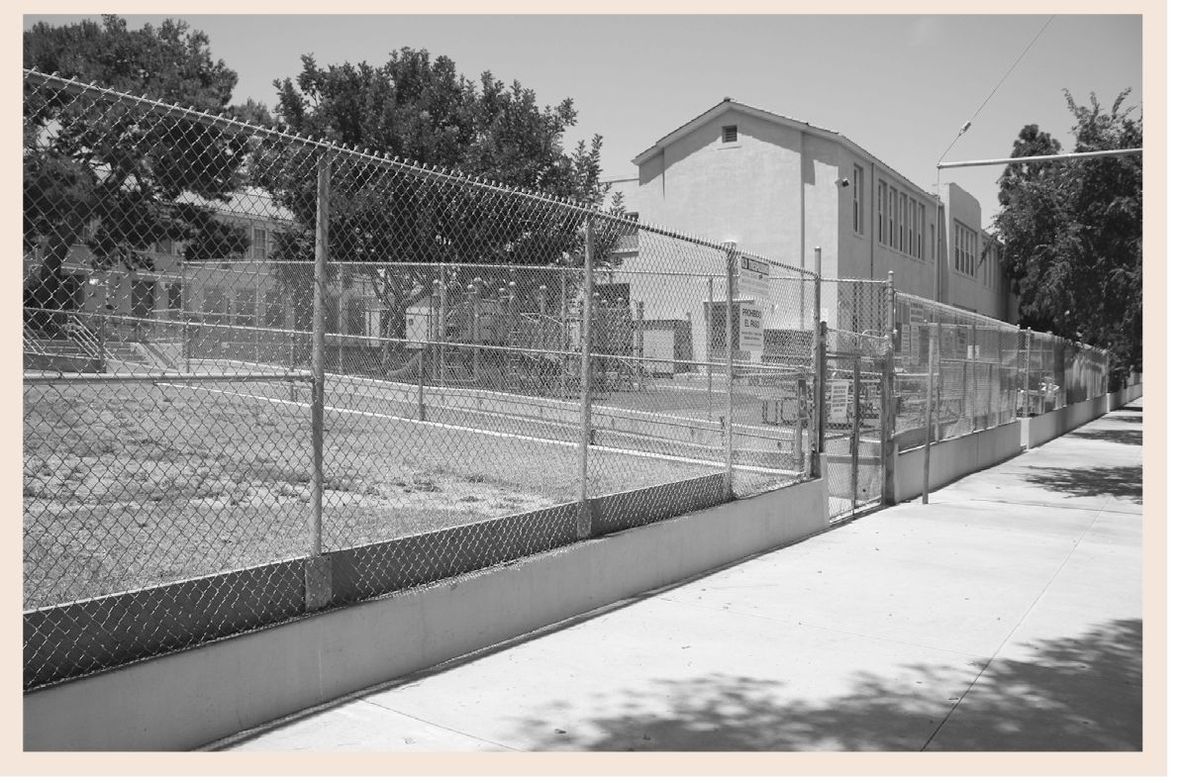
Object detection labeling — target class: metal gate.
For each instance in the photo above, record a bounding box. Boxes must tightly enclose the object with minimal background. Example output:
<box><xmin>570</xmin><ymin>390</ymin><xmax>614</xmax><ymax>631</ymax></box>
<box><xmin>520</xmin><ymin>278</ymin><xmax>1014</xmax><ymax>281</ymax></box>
<box><xmin>823</xmin><ymin>342</ymin><xmax>890</xmax><ymax>521</ymax></box>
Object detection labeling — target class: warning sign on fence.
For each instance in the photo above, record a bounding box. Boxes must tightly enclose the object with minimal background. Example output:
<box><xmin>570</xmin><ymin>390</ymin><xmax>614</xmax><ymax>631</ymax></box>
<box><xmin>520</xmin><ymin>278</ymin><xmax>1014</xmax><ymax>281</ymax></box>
<box><xmin>738</xmin><ymin>256</ymin><xmax>770</xmax><ymax>300</ymax></box>
<box><xmin>827</xmin><ymin>379</ymin><xmax>851</xmax><ymax>425</ymax></box>
<box><xmin>739</xmin><ymin>304</ymin><xmax>764</xmax><ymax>351</ymax></box>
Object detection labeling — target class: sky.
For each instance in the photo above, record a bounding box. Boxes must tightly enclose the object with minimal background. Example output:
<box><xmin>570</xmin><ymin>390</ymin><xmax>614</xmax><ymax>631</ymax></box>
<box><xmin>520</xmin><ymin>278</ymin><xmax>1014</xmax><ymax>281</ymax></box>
<box><xmin>22</xmin><ymin>12</ymin><xmax>1143</xmax><ymax>225</ymax></box>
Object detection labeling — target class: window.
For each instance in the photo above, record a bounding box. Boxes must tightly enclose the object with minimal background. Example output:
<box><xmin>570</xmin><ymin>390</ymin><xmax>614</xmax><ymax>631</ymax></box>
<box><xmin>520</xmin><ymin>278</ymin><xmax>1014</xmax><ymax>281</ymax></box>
<box><xmin>908</xmin><ymin>198</ymin><xmax>917</xmax><ymax>256</ymax></box>
<box><xmin>954</xmin><ymin>221</ymin><xmax>978</xmax><ymax>276</ymax></box>
<box><xmin>252</xmin><ymin>227</ymin><xmax>268</xmax><ymax>260</ymax></box>
<box><xmin>902</xmin><ymin>196</ymin><xmax>911</xmax><ymax>254</ymax></box>
<box><xmin>167</xmin><ymin>283</ymin><xmax>183</xmax><ymax>311</ymax></box>
<box><xmin>877</xmin><ymin>181</ymin><xmax>887</xmax><ymax>243</ymax></box>
<box><xmin>889</xmin><ymin>187</ymin><xmax>897</xmax><ymax>248</ymax></box>
<box><xmin>918</xmin><ymin>205</ymin><xmax>926</xmax><ymax>259</ymax></box>
<box><xmin>852</xmin><ymin>166</ymin><xmax>864</xmax><ymax>234</ymax></box>
<box><xmin>721</xmin><ymin>125</ymin><xmax>738</xmax><ymax>143</ymax></box>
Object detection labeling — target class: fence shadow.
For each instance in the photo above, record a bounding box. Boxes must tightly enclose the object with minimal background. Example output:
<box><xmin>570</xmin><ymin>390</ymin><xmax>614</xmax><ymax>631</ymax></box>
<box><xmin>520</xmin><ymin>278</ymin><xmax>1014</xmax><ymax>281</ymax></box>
<box><xmin>1065</xmin><ymin>429</ymin><xmax>1142</xmax><ymax>446</ymax></box>
<box><xmin>512</xmin><ymin>619</ymin><xmax>1141</xmax><ymax>751</ymax></box>
<box><xmin>1023</xmin><ymin>465</ymin><xmax>1142</xmax><ymax>503</ymax></box>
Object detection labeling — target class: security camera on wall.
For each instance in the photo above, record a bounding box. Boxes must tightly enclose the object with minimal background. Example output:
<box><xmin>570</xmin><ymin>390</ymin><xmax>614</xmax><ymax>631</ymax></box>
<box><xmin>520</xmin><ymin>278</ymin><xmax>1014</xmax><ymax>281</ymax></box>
<box><xmin>840</xmin><ymin>178</ymin><xmax>851</xmax><ymax>187</ymax></box>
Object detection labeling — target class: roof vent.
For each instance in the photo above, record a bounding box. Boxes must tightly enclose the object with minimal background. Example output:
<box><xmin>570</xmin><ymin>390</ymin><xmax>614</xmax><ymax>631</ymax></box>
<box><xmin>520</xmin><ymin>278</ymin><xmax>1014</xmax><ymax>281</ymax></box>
<box><xmin>722</xmin><ymin>125</ymin><xmax>738</xmax><ymax>144</ymax></box>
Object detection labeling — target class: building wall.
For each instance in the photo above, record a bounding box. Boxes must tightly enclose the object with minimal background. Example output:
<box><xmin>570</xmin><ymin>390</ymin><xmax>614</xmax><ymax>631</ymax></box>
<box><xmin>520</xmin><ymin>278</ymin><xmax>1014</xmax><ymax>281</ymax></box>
<box><xmin>624</xmin><ymin>108</ymin><xmax>820</xmax><ymax>365</ymax></box>
<box><xmin>613</xmin><ymin>104</ymin><xmax>1022</xmax><ymax>333</ymax></box>
<box><xmin>941</xmin><ymin>183</ymin><xmax>1009</xmax><ymax>321</ymax></box>
<box><xmin>635</xmin><ymin>107</ymin><xmax>805</xmax><ymax>264</ymax></box>
<box><xmin>835</xmin><ymin>148</ymin><xmax>940</xmax><ymax>302</ymax></box>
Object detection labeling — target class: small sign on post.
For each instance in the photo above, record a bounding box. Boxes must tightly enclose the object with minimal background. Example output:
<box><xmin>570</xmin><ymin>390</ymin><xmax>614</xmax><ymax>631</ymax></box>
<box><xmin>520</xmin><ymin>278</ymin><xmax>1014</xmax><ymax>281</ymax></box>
<box><xmin>737</xmin><ymin>256</ymin><xmax>770</xmax><ymax>300</ymax></box>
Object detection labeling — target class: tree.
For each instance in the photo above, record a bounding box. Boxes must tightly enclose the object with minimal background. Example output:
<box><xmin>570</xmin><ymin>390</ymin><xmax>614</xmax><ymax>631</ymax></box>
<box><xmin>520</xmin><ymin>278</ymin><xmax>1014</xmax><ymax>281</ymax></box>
<box><xmin>996</xmin><ymin>123</ymin><xmax>1061</xmax><ymax>208</ymax></box>
<box><xmin>23</xmin><ymin>15</ymin><xmax>266</xmax><ymax>332</ymax></box>
<box><xmin>256</xmin><ymin>48</ymin><xmax>613</xmax><ymax>343</ymax></box>
<box><xmin>993</xmin><ymin>90</ymin><xmax>1142</xmax><ymax>386</ymax></box>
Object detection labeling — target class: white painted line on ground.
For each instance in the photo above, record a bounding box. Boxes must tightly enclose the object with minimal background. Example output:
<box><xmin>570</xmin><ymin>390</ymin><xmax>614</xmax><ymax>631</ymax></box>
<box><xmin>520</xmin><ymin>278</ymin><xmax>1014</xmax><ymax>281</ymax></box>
<box><xmin>159</xmin><ymin>382</ymin><xmax>800</xmax><ymax>478</ymax></box>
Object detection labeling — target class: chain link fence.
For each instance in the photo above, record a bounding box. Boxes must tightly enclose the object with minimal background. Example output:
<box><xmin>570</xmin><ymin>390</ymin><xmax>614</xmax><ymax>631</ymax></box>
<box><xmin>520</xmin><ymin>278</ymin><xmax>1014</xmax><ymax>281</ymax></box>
<box><xmin>23</xmin><ymin>69</ymin><xmax>828</xmax><ymax>688</ymax></box>
<box><xmin>892</xmin><ymin>293</ymin><xmax>1109</xmax><ymax>449</ymax></box>
<box><xmin>22</xmin><ymin>68</ymin><xmax>1113</xmax><ymax>691</ymax></box>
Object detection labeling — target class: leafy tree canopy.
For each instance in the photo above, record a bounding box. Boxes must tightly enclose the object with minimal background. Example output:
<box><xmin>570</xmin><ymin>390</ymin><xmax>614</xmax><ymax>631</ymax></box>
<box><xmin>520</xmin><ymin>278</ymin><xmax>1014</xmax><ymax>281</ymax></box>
<box><xmin>260</xmin><ymin>47</ymin><xmax>613</xmax><ymax>337</ymax></box>
<box><xmin>23</xmin><ymin>15</ymin><xmax>267</xmax><ymax>325</ymax></box>
<box><xmin>993</xmin><ymin>90</ymin><xmax>1142</xmax><ymax>384</ymax></box>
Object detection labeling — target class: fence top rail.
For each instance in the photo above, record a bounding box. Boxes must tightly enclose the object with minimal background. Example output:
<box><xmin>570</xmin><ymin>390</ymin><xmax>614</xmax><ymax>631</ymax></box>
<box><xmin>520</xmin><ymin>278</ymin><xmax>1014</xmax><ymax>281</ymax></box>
<box><xmin>893</xmin><ymin>292</ymin><xmax>1107</xmax><ymax>357</ymax></box>
<box><xmin>25</xmin><ymin>68</ymin><xmax>817</xmax><ymax>276</ymax></box>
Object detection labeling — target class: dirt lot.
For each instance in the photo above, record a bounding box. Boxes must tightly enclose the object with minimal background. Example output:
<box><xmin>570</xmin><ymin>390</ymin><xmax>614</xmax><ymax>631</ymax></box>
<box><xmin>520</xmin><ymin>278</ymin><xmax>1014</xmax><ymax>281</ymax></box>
<box><xmin>23</xmin><ymin>379</ymin><xmax>725</xmax><ymax>608</ymax></box>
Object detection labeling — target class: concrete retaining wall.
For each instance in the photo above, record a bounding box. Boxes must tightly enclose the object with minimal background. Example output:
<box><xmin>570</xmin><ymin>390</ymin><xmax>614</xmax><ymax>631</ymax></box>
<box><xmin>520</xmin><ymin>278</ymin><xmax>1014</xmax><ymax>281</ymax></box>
<box><xmin>893</xmin><ymin>421</ymin><xmax>1023</xmax><ymax>503</ymax></box>
<box><xmin>1107</xmin><ymin>383</ymin><xmax>1142</xmax><ymax>411</ymax></box>
<box><xmin>24</xmin><ymin>477</ymin><xmax>826</xmax><ymax>751</ymax></box>
<box><xmin>1024</xmin><ymin>394</ymin><xmax>1118</xmax><ymax>450</ymax></box>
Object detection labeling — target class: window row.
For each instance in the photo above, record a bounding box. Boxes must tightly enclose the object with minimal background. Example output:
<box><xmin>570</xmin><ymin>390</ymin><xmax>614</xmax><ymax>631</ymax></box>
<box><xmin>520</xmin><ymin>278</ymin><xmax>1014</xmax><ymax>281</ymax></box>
<box><xmin>869</xmin><ymin>176</ymin><xmax>925</xmax><ymax>260</ymax></box>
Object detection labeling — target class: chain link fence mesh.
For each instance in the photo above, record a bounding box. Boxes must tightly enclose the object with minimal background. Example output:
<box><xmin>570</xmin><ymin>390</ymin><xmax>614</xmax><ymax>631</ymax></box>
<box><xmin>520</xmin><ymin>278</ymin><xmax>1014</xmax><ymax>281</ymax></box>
<box><xmin>892</xmin><ymin>293</ymin><xmax>1109</xmax><ymax>448</ymax></box>
<box><xmin>23</xmin><ymin>69</ymin><xmax>824</xmax><ymax>688</ymax></box>
<box><xmin>23</xmin><ymin>69</ymin><xmax>1113</xmax><ymax>690</ymax></box>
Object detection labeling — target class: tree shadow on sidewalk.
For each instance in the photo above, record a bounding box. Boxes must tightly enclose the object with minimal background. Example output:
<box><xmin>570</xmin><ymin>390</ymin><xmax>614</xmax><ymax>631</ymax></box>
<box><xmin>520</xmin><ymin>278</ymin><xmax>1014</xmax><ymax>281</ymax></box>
<box><xmin>1023</xmin><ymin>465</ymin><xmax>1142</xmax><ymax>503</ymax></box>
<box><xmin>1064</xmin><ymin>429</ymin><xmax>1142</xmax><ymax>446</ymax></box>
<box><xmin>514</xmin><ymin>619</ymin><xmax>1141</xmax><ymax>752</ymax></box>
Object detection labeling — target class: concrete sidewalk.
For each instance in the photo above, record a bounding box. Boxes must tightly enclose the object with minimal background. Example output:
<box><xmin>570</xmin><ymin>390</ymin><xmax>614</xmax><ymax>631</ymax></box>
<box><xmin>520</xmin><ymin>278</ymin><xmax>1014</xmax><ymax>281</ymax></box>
<box><xmin>219</xmin><ymin>401</ymin><xmax>1143</xmax><ymax>752</ymax></box>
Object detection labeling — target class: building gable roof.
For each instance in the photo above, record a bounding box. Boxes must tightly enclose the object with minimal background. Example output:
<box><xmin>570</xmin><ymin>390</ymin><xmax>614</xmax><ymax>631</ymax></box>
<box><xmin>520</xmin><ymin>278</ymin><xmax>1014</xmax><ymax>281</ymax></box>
<box><xmin>631</xmin><ymin>98</ymin><xmax>934</xmax><ymax>201</ymax></box>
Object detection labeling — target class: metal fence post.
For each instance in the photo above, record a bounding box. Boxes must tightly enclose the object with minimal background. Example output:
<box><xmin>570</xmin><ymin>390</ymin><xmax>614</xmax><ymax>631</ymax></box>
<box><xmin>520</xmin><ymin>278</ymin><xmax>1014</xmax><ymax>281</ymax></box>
<box><xmin>963</xmin><ymin>353</ymin><xmax>971</xmax><ymax>431</ymax></box>
<box><xmin>1024</xmin><ymin>327</ymin><xmax>1033</xmax><ymax>416</ymax></box>
<box><xmin>723</xmin><ymin>244</ymin><xmax>737</xmax><ymax>498</ymax></box>
<box><xmin>707</xmin><ymin>276</ymin><xmax>714</xmax><ymax>421</ymax></box>
<box><xmin>181</xmin><ymin>260</ymin><xmax>191</xmax><ymax>373</ymax></box>
<box><xmin>881</xmin><ymin>272</ymin><xmax>897</xmax><ymax>505</ymax></box>
<box><xmin>635</xmin><ymin>299</ymin><xmax>645</xmax><ymax>391</ymax></box>
<box><xmin>815</xmin><ymin>322</ymin><xmax>828</xmax><ymax>479</ymax></box>
<box><xmin>559</xmin><ymin>268</ymin><xmax>569</xmax><ymax>399</ymax></box>
<box><xmin>305</xmin><ymin>152</ymin><xmax>332</xmax><ymax>611</ymax></box>
<box><xmin>337</xmin><ymin>260</ymin><xmax>345</xmax><ymax>375</ymax></box>
<box><xmin>851</xmin><ymin>355</ymin><xmax>861</xmax><ymax>511</ymax></box>
<box><xmin>417</xmin><ymin>329</ymin><xmax>427</xmax><ymax>422</ymax></box>
<box><xmin>922</xmin><ymin>319</ymin><xmax>938</xmax><ymax>504</ymax></box>
<box><xmin>812</xmin><ymin>247</ymin><xmax>825</xmax><ymax>478</ymax></box>
<box><xmin>577</xmin><ymin>218</ymin><xmax>595</xmax><ymax>538</ymax></box>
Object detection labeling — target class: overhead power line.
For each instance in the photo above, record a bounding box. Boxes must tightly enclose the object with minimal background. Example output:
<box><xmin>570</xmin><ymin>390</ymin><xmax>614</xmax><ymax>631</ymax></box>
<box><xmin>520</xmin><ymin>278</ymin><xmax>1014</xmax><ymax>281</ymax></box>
<box><xmin>938</xmin><ymin>15</ymin><xmax>1056</xmax><ymax>162</ymax></box>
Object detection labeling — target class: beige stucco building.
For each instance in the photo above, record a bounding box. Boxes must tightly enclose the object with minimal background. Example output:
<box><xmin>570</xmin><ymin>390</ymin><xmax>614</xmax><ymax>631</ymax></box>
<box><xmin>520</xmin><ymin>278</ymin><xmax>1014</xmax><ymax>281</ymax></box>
<box><xmin>602</xmin><ymin>99</ymin><xmax>1016</xmax><ymax>366</ymax></box>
